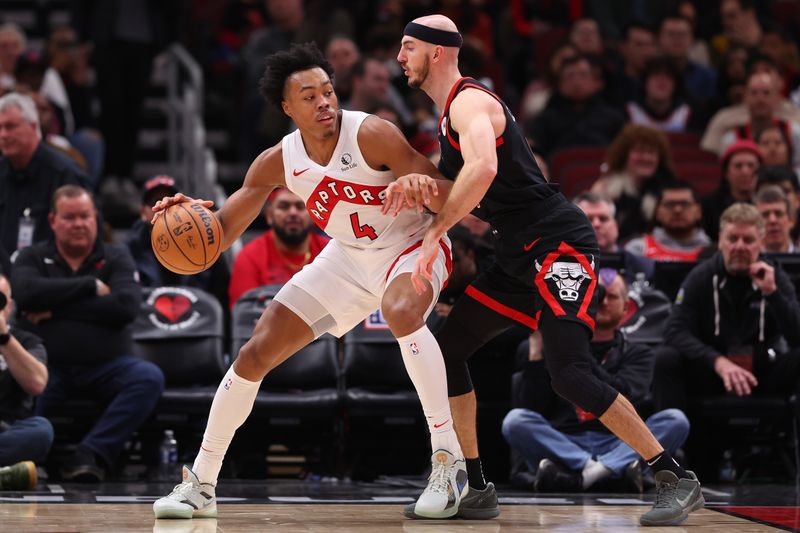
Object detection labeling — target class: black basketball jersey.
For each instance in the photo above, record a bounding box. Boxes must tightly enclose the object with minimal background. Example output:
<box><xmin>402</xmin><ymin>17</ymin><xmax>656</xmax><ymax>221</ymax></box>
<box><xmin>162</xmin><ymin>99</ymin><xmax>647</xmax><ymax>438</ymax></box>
<box><xmin>437</xmin><ymin>78</ymin><xmax>561</xmax><ymax>233</ymax></box>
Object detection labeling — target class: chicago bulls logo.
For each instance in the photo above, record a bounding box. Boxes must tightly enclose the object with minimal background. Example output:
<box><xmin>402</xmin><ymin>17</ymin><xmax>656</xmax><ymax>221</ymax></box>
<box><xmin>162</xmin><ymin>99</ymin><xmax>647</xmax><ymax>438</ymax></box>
<box><xmin>535</xmin><ymin>258</ymin><xmax>594</xmax><ymax>302</ymax></box>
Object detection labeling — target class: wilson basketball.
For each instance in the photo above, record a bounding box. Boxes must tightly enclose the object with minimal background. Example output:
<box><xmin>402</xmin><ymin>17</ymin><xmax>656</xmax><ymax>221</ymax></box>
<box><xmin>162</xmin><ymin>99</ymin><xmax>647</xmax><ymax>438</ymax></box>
<box><xmin>151</xmin><ymin>203</ymin><xmax>224</xmax><ymax>274</ymax></box>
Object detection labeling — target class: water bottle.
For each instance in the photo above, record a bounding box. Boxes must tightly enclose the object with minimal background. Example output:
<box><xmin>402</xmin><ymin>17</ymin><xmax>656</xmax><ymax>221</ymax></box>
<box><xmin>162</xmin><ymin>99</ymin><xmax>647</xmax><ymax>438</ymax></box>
<box><xmin>159</xmin><ymin>429</ymin><xmax>178</xmax><ymax>479</ymax></box>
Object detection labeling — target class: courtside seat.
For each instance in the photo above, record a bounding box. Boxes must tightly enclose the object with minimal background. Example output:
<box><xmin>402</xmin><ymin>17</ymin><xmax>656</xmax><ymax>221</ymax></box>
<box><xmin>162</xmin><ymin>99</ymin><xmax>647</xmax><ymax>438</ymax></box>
<box><xmin>229</xmin><ymin>285</ymin><xmax>343</xmax><ymax>473</ymax></box>
<box><xmin>132</xmin><ymin>286</ymin><xmax>227</xmax><ymax>416</ymax></box>
<box><xmin>342</xmin><ymin>311</ymin><xmax>429</xmax><ymax>478</ymax></box>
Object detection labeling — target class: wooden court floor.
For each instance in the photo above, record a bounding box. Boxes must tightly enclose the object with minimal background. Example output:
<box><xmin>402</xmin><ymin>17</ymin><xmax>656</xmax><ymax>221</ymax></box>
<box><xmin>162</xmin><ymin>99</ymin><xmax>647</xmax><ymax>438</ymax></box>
<box><xmin>0</xmin><ymin>503</ymin><xmax>788</xmax><ymax>532</ymax></box>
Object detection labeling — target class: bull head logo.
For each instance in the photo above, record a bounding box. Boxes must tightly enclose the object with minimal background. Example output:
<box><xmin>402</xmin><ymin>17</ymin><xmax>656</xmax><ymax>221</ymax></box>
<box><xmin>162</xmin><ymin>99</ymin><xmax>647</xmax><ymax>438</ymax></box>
<box><xmin>535</xmin><ymin>258</ymin><xmax>594</xmax><ymax>302</ymax></box>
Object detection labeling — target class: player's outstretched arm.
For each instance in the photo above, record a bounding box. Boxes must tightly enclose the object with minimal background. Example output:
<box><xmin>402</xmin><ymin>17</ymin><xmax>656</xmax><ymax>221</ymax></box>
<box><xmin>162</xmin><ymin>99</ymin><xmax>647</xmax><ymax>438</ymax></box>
<box><xmin>358</xmin><ymin>115</ymin><xmax>453</xmax><ymax>214</ymax></box>
<box><xmin>152</xmin><ymin>144</ymin><xmax>286</xmax><ymax>251</ymax></box>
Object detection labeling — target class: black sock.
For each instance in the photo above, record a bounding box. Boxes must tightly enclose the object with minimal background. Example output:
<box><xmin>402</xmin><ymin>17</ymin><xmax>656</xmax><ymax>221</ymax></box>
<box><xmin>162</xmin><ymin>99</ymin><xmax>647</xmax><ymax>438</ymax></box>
<box><xmin>646</xmin><ymin>451</ymin><xmax>689</xmax><ymax>479</ymax></box>
<box><xmin>465</xmin><ymin>457</ymin><xmax>486</xmax><ymax>490</ymax></box>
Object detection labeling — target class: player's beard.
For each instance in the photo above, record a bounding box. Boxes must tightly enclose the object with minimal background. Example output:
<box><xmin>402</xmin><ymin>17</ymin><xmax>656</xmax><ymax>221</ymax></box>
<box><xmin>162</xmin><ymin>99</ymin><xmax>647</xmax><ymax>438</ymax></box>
<box><xmin>274</xmin><ymin>224</ymin><xmax>310</xmax><ymax>245</ymax></box>
<box><xmin>409</xmin><ymin>56</ymin><xmax>430</xmax><ymax>89</ymax></box>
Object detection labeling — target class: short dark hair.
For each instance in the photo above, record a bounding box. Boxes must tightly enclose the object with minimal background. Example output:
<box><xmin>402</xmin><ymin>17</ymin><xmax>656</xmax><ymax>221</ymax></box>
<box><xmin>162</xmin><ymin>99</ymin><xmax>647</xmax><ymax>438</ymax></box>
<box><xmin>657</xmin><ymin>180</ymin><xmax>698</xmax><ymax>204</ymax></box>
<box><xmin>258</xmin><ymin>42</ymin><xmax>335</xmax><ymax>110</ymax></box>
<box><xmin>557</xmin><ymin>54</ymin><xmax>593</xmax><ymax>80</ymax></box>
<box><xmin>623</xmin><ymin>20</ymin><xmax>654</xmax><ymax>40</ymax></box>
<box><xmin>755</xmin><ymin>184</ymin><xmax>791</xmax><ymax>215</ymax></box>
<box><xmin>758</xmin><ymin>165</ymin><xmax>800</xmax><ymax>191</ymax></box>
<box><xmin>51</xmin><ymin>184</ymin><xmax>93</xmax><ymax>213</ymax></box>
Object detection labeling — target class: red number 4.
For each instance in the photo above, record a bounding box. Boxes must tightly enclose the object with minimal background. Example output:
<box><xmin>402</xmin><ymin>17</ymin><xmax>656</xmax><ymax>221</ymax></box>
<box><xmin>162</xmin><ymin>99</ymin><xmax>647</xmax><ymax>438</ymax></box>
<box><xmin>350</xmin><ymin>212</ymin><xmax>378</xmax><ymax>240</ymax></box>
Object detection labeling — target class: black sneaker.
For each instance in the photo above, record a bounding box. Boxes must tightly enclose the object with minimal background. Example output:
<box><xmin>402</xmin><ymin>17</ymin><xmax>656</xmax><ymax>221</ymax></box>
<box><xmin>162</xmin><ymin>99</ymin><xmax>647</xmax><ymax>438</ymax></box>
<box><xmin>623</xmin><ymin>459</ymin><xmax>644</xmax><ymax>493</ymax></box>
<box><xmin>403</xmin><ymin>482</ymin><xmax>500</xmax><ymax>519</ymax></box>
<box><xmin>535</xmin><ymin>459</ymin><xmax>581</xmax><ymax>492</ymax></box>
<box><xmin>640</xmin><ymin>470</ymin><xmax>704</xmax><ymax>526</ymax></box>
<box><xmin>61</xmin><ymin>446</ymin><xmax>105</xmax><ymax>482</ymax></box>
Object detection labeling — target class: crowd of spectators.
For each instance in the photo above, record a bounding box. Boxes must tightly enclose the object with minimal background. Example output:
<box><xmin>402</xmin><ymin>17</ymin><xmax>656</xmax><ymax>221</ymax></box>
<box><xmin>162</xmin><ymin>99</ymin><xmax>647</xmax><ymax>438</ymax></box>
<box><xmin>2</xmin><ymin>0</ymin><xmax>800</xmax><ymax>486</ymax></box>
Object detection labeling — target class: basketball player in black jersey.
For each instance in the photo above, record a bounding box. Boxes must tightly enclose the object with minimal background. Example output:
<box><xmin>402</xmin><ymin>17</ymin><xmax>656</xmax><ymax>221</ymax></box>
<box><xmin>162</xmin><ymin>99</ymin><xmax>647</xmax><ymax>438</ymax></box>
<box><xmin>391</xmin><ymin>15</ymin><xmax>704</xmax><ymax>526</ymax></box>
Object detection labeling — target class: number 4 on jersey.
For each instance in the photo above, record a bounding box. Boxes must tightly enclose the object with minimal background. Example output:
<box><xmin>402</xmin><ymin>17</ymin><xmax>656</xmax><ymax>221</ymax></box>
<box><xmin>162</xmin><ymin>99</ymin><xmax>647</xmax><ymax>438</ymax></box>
<box><xmin>350</xmin><ymin>212</ymin><xmax>378</xmax><ymax>240</ymax></box>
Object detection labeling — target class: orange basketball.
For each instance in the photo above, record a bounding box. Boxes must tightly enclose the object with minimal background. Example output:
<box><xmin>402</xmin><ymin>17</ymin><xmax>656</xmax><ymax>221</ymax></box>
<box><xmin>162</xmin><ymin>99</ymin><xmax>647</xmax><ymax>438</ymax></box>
<box><xmin>151</xmin><ymin>203</ymin><xmax>224</xmax><ymax>274</ymax></box>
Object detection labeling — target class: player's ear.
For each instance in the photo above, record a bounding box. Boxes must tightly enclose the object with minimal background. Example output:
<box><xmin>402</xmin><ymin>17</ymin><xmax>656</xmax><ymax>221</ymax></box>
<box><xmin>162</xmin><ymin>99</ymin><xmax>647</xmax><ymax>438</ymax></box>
<box><xmin>282</xmin><ymin>100</ymin><xmax>291</xmax><ymax>118</ymax></box>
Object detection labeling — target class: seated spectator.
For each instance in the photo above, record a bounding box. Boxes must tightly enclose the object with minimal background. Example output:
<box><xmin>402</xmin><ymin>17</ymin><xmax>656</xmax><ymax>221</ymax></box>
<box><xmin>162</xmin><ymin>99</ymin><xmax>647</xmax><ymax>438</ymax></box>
<box><xmin>528</xmin><ymin>55</ymin><xmax>625</xmax><ymax>158</ymax></box>
<box><xmin>228</xmin><ymin>188</ymin><xmax>329</xmax><ymax>308</ymax></box>
<box><xmin>520</xmin><ymin>41</ymin><xmax>578</xmax><ymax>124</ymax></box>
<box><xmin>626</xmin><ymin>56</ymin><xmax>703</xmax><ymax>133</ymax></box>
<box><xmin>702</xmin><ymin>140</ymin><xmax>762</xmax><ymax>241</ymax></box>
<box><xmin>0</xmin><ymin>273</ymin><xmax>53</xmax><ymax>490</ymax></box>
<box><xmin>609</xmin><ymin>22</ymin><xmax>657</xmax><ymax>107</ymax></box>
<box><xmin>702</xmin><ymin>65</ymin><xmax>800</xmax><ymax>154</ymax></box>
<box><xmin>41</xmin><ymin>26</ymin><xmax>104</xmax><ymax>188</ymax></box>
<box><xmin>574</xmin><ymin>192</ymin><xmax>654</xmax><ymax>283</ymax></box>
<box><xmin>712</xmin><ymin>0</ymin><xmax>763</xmax><ymax>60</ymax></box>
<box><xmin>0</xmin><ymin>92</ymin><xmax>88</xmax><ymax>255</ymax></box>
<box><xmin>626</xmin><ymin>181</ymin><xmax>711</xmax><ymax>261</ymax></box>
<box><xmin>502</xmin><ymin>270</ymin><xmax>689</xmax><ymax>492</ymax></box>
<box><xmin>433</xmin><ymin>225</ymin><xmax>479</xmax><ymax>319</ymax></box>
<box><xmin>657</xmin><ymin>14</ymin><xmax>716</xmax><ymax>109</ymax></box>
<box><xmin>12</xmin><ymin>185</ymin><xmax>164</xmax><ymax>481</ymax></box>
<box><xmin>712</xmin><ymin>45</ymin><xmax>750</xmax><ymax>112</ymax></box>
<box><xmin>591</xmin><ymin>125</ymin><xmax>675</xmax><ymax>239</ymax></box>
<box><xmin>757</xmin><ymin>165</ymin><xmax>800</xmax><ymax>240</ymax></box>
<box><xmin>653</xmin><ymin>202</ymin><xmax>800</xmax><ymax>419</ymax></box>
<box><xmin>127</xmin><ymin>176</ymin><xmax>231</xmax><ymax>309</ymax></box>
<box><xmin>325</xmin><ymin>35</ymin><xmax>360</xmax><ymax>103</ymax></box>
<box><xmin>719</xmin><ymin>72</ymin><xmax>800</xmax><ymax>172</ymax></box>
<box><xmin>755</xmin><ymin>185</ymin><xmax>796</xmax><ymax>253</ymax></box>
<box><xmin>342</xmin><ymin>57</ymin><xmax>412</xmax><ymax>126</ymax></box>
<box><xmin>0</xmin><ymin>23</ymin><xmax>25</xmax><ymax>92</ymax></box>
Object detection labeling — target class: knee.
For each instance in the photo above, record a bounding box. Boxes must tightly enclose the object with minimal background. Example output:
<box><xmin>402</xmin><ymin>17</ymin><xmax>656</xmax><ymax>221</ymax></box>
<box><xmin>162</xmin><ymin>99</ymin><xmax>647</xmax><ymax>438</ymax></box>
<box><xmin>381</xmin><ymin>297</ymin><xmax>424</xmax><ymax>336</ymax></box>
<box><xmin>662</xmin><ymin>408</ymin><xmax>690</xmax><ymax>438</ymax></box>
<box><xmin>135</xmin><ymin>360</ymin><xmax>165</xmax><ymax>393</ymax></box>
<box><xmin>31</xmin><ymin>417</ymin><xmax>54</xmax><ymax>459</ymax></box>
<box><xmin>502</xmin><ymin>408</ymin><xmax>545</xmax><ymax>442</ymax></box>
<box><xmin>238</xmin><ymin>334</ymin><xmax>282</xmax><ymax>374</ymax></box>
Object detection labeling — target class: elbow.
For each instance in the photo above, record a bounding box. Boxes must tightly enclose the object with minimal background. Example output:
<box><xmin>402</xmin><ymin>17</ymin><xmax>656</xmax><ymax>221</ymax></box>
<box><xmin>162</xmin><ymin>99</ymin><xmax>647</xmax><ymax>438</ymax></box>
<box><xmin>25</xmin><ymin>376</ymin><xmax>48</xmax><ymax>396</ymax></box>
<box><xmin>478</xmin><ymin>160</ymin><xmax>497</xmax><ymax>182</ymax></box>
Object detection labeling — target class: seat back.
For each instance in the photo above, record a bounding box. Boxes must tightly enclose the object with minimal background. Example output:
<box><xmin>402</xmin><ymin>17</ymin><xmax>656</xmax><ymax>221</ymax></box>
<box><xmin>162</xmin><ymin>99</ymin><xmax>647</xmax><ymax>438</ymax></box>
<box><xmin>343</xmin><ymin>310</ymin><xmax>411</xmax><ymax>390</ymax></box>
<box><xmin>132</xmin><ymin>286</ymin><xmax>225</xmax><ymax>386</ymax></box>
<box><xmin>620</xmin><ymin>284</ymin><xmax>672</xmax><ymax>345</ymax></box>
<box><xmin>231</xmin><ymin>284</ymin><xmax>339</xmax><ymax>390</ymax></box>
<box><xmin>231</xmin><ymin>284</ymin><xmax>283</xmax><ymax>357</ymax></box>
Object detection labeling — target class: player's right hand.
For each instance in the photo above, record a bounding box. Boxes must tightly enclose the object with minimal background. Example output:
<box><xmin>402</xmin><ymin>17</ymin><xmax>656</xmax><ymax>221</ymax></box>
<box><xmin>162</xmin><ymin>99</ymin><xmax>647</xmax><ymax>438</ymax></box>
<box><xmin>151</xmin><ymin>193</ymin><xmax>214</xmax><ymax>224</ymax></box>
<box><xmin>381</xmin><ymin>174</ymin><xmax>438</xmax><ymax>216</ymax></box>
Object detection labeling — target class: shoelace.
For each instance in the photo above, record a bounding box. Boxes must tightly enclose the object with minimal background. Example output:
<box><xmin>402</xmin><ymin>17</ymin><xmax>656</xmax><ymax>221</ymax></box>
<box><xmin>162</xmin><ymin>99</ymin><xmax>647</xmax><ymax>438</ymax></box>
<box><xmin>427</xmin><ymin>461</ymin><xmax>450</xmax><ymax>495</ymax></box>
<box><xmin>169</xmin><ymin>481</ymin><xmax>198</xmax><ymax>499</ymax></box>
<box><xmin>653</xmin><ymin>481</ymin><xmax>678</xmax><ymax>508</ymax></box>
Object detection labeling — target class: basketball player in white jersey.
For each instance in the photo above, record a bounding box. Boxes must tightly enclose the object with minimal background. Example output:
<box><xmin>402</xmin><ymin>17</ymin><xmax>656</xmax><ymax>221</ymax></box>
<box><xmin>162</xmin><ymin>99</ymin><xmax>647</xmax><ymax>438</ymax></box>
<box><xmin>151</xmin><ymin>43</ymin><xmax>469</xmax><ymax>520</ymax></box>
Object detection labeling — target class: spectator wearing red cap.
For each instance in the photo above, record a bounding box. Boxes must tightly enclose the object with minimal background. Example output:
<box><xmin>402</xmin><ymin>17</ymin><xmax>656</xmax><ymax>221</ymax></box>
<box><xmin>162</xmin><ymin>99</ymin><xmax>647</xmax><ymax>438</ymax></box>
<box><xmin>702</xmin><ymin>140</ymin><xmax>763</xmax><ymax>240</ymax></box>
<box><xmin>228</xmin><ymin>188</ymin><xmax>329</xmax><ymax>308</ymax></box>
<box><xmin>125</xmin><ymin>176</ymin><xmax>231</xmax><ymax>309</ymax></box>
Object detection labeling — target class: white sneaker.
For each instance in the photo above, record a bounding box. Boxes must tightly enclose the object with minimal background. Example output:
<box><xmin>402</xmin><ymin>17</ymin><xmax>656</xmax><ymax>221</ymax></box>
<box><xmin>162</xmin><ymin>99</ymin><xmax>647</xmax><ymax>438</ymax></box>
<box><xmin>412</xmin><ymin>449</ymin><xmax>468</xmax><ymax>519</ymax></box>
<box><xmin>153</xmin><ymin>466</ymin><xmax>217</xmax><ymax>519</ymax></box>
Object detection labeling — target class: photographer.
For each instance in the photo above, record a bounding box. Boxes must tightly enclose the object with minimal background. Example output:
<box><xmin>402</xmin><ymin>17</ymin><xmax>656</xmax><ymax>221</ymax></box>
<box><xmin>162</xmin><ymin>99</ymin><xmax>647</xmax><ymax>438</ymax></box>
<box><xmin>0</xmin><ymin>273</ymin><xmax>52</xmax><ymax>490</ymax></box>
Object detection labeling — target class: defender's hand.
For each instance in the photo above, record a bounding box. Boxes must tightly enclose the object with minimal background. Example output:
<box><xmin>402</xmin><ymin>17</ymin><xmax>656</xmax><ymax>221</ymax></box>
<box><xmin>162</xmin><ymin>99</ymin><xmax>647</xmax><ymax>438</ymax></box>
<box><xmin>381</xmin><ymin>174</ymin><xmax>438</xmax><ymax>216</ymax></box>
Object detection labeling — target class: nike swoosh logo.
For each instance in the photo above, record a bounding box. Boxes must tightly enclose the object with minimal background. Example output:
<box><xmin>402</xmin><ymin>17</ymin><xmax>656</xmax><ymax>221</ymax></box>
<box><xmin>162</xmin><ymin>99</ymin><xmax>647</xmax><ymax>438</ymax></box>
<box><xmin>523</xmin><ymin>237</ymin><xmax>541</xmax><ymax>251</ymax></box>
<box><xmin>676</xmin><ymin>491</ymin><xmax>695</xmax><ymax>508</ymax></box>
<box><xmin>293</xmin><ymin>168</ymin><xmax>310</xmax><ymax>176</ymax></box>
<box><xmin>433</xmin><ymin>419</ymin><xmax>450</xmax><ymax>429</ymax></box>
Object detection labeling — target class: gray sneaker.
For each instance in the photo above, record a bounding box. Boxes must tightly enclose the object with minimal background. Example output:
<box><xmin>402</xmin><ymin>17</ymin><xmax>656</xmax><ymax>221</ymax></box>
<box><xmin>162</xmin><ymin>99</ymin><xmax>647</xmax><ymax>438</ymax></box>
<box><xmin>403</xmin><ymin>482</ymin><xmax>500</xmax><ymax>520</ymax></box>
<box><xmin>640</xmin><ymin>470</ymin><xmax>704</xmax><ymax>526</ymax></box>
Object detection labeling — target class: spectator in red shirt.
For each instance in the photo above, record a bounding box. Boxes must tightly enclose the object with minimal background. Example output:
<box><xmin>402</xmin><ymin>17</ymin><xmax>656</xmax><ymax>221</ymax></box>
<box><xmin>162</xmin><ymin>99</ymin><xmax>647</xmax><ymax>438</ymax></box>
<box><xmin>228</xmin><ymin>187</ymin><xmax>329</xmax><ymax>307</ymax></box>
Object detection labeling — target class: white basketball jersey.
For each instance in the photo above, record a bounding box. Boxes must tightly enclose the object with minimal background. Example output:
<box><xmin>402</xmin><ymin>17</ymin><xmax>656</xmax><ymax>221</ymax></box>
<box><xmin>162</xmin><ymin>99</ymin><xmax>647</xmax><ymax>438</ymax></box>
<box><xmin>281</xmin><ymin>110</ymin><xmax>432</xmax><ymax>250</ymax></box>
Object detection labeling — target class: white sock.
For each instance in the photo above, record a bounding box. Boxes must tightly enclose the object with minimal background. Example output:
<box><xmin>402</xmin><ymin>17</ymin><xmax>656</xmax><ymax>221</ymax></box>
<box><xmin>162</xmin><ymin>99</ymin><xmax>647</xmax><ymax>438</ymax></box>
<box><xmin>582</xmin><ymin>458</ymin><xmax>612</xmax><ymax>489</ymax></box>
<box><xmin>192</xmin><ymin>366</ymin><xmax>262</xmax><ymax>485</ymax></box>
<box><xmin>396</xmin><ymin>325</ymin><xmax>463</xmax><ymax>458</ymax></box>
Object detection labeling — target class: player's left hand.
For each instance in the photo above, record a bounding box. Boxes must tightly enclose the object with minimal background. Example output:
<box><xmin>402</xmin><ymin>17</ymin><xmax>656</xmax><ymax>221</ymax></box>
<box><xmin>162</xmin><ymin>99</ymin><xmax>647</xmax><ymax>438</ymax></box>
<box><xmin>749</xmin><ymin>261</ymin><xmax>776</xmax><ymax>295</ymax></box>
<box><xmin>382</xmin><ymin>174</ymin><xmax>438</xmax><ymax>216</ymax></box>
<box><xmin>411</xmin><ymin>230</ymin><xmax>440</xmax><ymax>294</ymax></box>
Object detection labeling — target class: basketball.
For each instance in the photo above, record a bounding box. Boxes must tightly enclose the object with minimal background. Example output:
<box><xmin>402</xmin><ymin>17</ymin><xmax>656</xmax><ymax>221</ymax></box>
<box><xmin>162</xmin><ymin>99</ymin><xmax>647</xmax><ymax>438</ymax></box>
<box><xmin>151</xmin><ymin>202</ymin><xmax>224</xmax><ymax>274</ymax></box>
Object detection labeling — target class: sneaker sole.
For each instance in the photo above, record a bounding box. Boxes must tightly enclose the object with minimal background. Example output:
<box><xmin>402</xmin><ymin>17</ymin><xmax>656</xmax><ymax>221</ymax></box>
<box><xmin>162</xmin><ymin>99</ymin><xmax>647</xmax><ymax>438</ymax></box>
<box><xmin>153</xmin><ymin>504</ymin><xmax>217</xmax><ymax>519</ymax></box>
<box><xmin>639</xmin><ymin>495</ymin><xmax>705</xmax><ymax>526</ymax></box>
<box><xmin>24</xmin><ymin>462</ymin><xmax>37</xmax><ymax>490</ymax></box>
<box><xmin>457</xmin><ymin>505</ymin><xmax>500</xmax><ymax>520</ymax></box>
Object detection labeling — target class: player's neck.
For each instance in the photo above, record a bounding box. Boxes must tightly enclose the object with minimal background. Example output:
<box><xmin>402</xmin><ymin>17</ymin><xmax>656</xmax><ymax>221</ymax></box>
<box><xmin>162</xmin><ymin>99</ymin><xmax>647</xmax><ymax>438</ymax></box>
<box><xmin>299</xmin><ymin>112</ymin><xmax>342</xmax><ymax>166</ymax></box>
<box><xmin>426</xmin><ymin>69</ymin><xmax>464</xmax><ymax>111</ymax></box>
